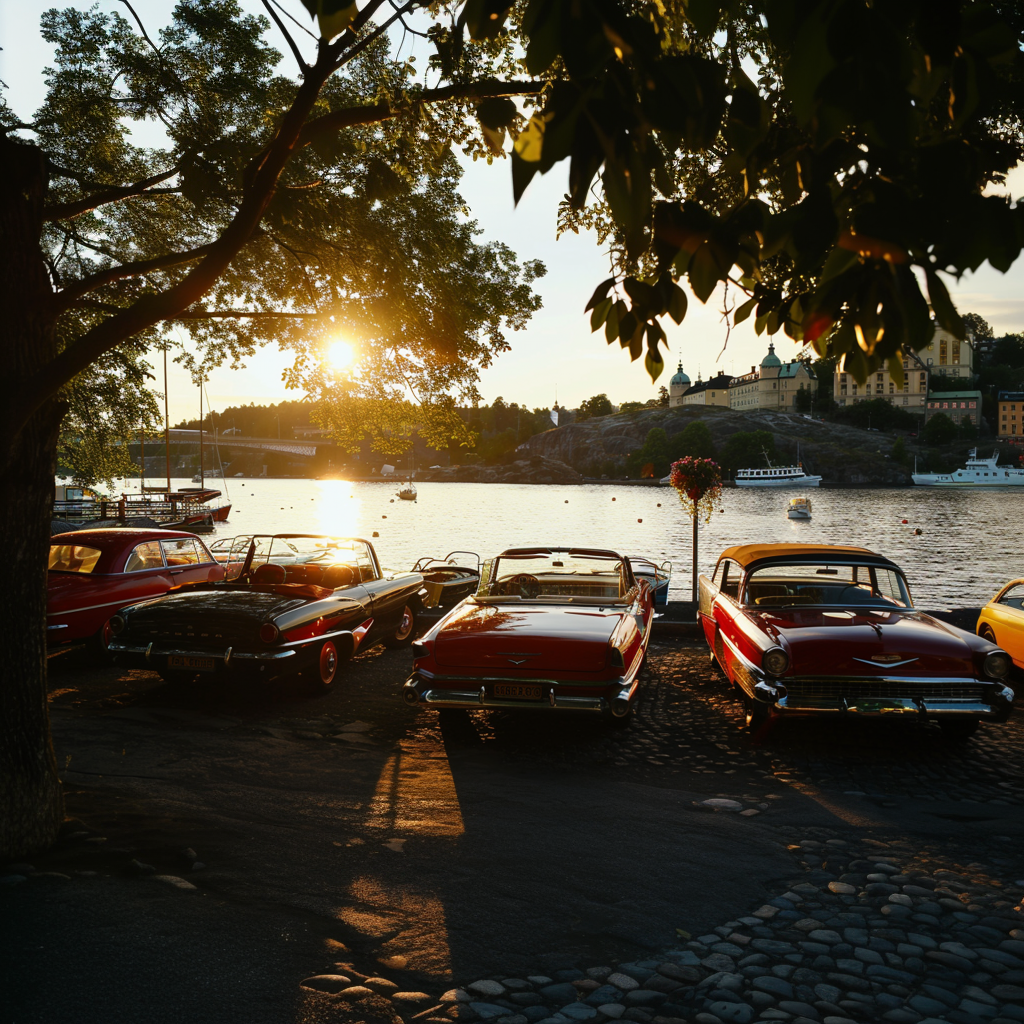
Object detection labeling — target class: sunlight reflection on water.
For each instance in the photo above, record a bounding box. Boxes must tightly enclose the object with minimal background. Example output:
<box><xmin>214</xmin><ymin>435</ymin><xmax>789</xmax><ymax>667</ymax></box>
<box><xmin>153</xmin><ymin>477</ymin><xmax>1021</xmax><ymax>608</ymax></box>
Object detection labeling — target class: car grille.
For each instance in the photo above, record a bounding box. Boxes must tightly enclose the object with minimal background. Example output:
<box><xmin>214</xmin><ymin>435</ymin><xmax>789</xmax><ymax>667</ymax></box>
<box><xmin>131</xmin><ymin>620</ymin><xmax>234</xmax><ymax>644</ymax></box>
<box><xmin>785</xmin><ymin>679</ymin><xmax>986</xmax><ymax>700</ymax></box>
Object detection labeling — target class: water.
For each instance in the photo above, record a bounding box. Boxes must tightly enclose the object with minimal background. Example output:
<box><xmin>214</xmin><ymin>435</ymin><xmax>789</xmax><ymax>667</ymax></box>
<box><xmin>119</xmin><ymin>477</ymin><xmax>1022</xmax><ymax>608</ymax></box>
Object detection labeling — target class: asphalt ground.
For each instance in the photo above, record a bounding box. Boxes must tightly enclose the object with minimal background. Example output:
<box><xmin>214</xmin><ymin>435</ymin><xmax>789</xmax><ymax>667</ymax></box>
<box><xmin>2</xmin><ymin>638</ymin><xmax>1023</xmax><ymax>1023</ymax></box>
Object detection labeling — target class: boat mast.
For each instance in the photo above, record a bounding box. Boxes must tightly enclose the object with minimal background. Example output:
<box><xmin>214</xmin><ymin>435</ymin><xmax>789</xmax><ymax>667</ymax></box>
<box><xmin>164</xmin><ymin>345</ymin><xmax>171</xmax><ymax>493</ymax></box>
<box><xmin>139</xmin><ymin>422</ymin><xmax>145</xmax><ymax>491</ymax></box>
<box><xmin>199</xmin><ymin>381</ymin><xmax>204</xmax><ymax>487</ymax></box>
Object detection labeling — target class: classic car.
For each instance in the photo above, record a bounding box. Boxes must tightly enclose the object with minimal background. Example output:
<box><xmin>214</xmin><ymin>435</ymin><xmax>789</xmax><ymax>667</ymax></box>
<box><xmin>977</xmin><ymin>579</ymin><xmax>1024</xmax><ymax>680</ymax></box>
<box><xmin>699</xmin><ymin>543</ymin><xmax>1014</xmax><ymax>737</ymax></box>
<box><xmin>402</xmin><ymin>546</ymin><xmax>654</xmax><ymax>724</ymax></box>
<box><xmin>413</xmin><ymin>551</ymin><xmax>481</xmax><ymax>609</ymax></box>
<box><xmin>47</xmin><ymin>528</ymin><xmax>225</xmax><ymax>653</ymax></box>
<box><xmin>107</xmin><ymin>535</ymin><xmax>427</xmax><ymax>693</ymax></box>
<box><xmin>626</xmin><ymin>554</ymin><xmax>671</xmax><ymax>608</ymax></box>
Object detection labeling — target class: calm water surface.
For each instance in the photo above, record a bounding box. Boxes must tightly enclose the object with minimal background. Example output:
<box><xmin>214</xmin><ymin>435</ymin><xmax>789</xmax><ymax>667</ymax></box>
<box><xmin>139</xmin><ymin>477</ymin><xmax>1022</xmax><ymax>608</ymax></box>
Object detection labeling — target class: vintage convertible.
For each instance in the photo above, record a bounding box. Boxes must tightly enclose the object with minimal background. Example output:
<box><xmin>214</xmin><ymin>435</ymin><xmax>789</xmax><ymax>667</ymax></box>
<box><xmin>402</xmin><ymin>546</ymin><xmax>654</xmax><ymax>724</ymax></box>
<box><xmin>699</xmin><ymin>543</ymin><xmax>1014</xmax><ymax>737</ymax></box>
<box><xmin>976</xmin><ymin>579</ymin><xmax>1024</xmax><ymax>681</ymax></box>
<box><xmin>107</xmin><ymin>535</ymin><xmax>426</xmax><ymax>693</ymax></box>
<box><xmin>48</xmin><ymin>528</ymin><xmax>225</xmax><ymax>653</ymax></box>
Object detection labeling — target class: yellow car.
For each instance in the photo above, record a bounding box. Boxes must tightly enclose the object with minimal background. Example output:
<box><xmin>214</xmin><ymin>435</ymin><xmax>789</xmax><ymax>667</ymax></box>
<box><xmin>977</xmin><ymin>580</ymin><xmax>1024</xmax><ymax>677</ymax></box>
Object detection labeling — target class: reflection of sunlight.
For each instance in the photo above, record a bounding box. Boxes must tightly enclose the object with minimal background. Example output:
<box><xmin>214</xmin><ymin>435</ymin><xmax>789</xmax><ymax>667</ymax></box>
<box><xmin>315</xmin><ymin>480</ymin><xmax>361</xmax><ymax>537</ymax></box>
<box><xmin>365</xmin><ymin>745</ymin><xmax>465</xmax><ymax>836</ymax></box>
<box><xmin>327</xmin><ymin>340</ymin><xmax>354</xmax><ymax>370</ymax></box>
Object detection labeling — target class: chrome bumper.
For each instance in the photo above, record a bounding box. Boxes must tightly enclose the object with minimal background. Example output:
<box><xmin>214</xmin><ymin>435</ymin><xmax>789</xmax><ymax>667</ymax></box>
<box><xmin>108</xmin><ymin>640</ymin><xmax>297</xmax><ymax>664</ymax></box>
<box><xmin>403</xmin><ymin>671</ymin><xmax>637</xmax><ymax>714</ymax></box>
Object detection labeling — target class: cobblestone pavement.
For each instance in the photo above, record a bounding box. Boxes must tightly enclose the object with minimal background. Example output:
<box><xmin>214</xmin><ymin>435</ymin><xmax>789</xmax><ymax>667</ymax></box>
<box><xmin>3</xmin><ymin>639</ymin><xmax>1024</xmax><ymax>1024</ymax></box>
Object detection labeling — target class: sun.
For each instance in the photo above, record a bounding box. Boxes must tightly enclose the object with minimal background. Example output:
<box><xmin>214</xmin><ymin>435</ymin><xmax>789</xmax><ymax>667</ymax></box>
<box><xmin>327</xmin><ymin>340</ymin><xmax>354</xmax><ymax>370</ymax></box>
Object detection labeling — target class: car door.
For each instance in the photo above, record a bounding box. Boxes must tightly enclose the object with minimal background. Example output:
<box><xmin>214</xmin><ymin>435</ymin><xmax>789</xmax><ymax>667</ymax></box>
<box><xmin>987</xmin><ymin>583</ymin><xmax>1024</xmax><ymax>670</ymax></box>
<box><xmin>356</xmin><ymin>543</ymin><xmax>418</xmax><ymax>638</ymax></box>
<box><xmin>711</xmin><ymin>559</ymin><xmax>744</xmax><ymax>681</ymax></box>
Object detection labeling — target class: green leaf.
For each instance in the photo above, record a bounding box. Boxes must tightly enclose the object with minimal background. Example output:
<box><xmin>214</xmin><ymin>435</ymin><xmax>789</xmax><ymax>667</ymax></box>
<box><xmin>605</xmin><ymin>302</ymin><xmax>621</xmax><ymax>343</ymax></box>
<box><xmin>585</xmin><ymin>277</ymin><xmax>616</xmax><ymax>312</ymax></box>
<box><xmin>668</xmin><ymin>284</ymin><xmax>688</xmax><ymax>325</ymax></box>
<box><xmin>302</xmin><ymin>0</ymin><xmax>357</xmax><ymax>40</ymax></box>
<box><xmin>510</xmin><ymin>149</ymin><xmax>539</xmax><ymax>205</ymax></box>
<box><xmin>645</xmin><ymin>350</ymin><xmax>665</xmax><ymax>381</ymax></box>
<box><xmin>686</xmin><ymin>0</ymin><xmax>722</xmax><ymax>37</ymax></box>
<box><xmin>734</xmin><ymin>296</ymin><xmax>757</xmax><ymax>325</ymax></box>
<box><xmin>590</xmin><ymin>296</ymin><xmax>613</xmax><ymax>331</ymax></box>
<box><xmin>477</xmin><ymin>97</ymin><xmax>518</xmax><ymax>130</ymax></box>
<box><xmin>687</xmin><ymin>245</ymin><xmax>721</xmax><ymax>304</ymax></box>
<box><xmin>464</xmin><ymin>0</ymin><xmax>512</xmax><ymax>40</ymax></box>
<box><xmin>925</xmin><ymin>269</ymin><xmax>965</xmax><ymax>339</ymax></box>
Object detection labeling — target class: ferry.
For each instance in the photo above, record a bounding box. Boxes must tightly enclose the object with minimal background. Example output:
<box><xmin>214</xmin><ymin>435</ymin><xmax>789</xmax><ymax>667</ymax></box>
<box><xmin>735</xmin><ymin>461</ymin><xmax>821</xmax><ymax>487</ymax></box>
<box><xmin>912</xmin><ymin>449</ymin><xmax>1024</xmax><ymax>486</ymax></box>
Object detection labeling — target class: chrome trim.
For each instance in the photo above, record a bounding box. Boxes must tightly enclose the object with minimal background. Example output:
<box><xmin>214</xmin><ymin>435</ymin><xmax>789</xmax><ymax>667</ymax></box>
<box><xmin>852</xmin><ymin>656</ymin><xmax>919</xmax><ymax>668</ymax></box>
<box><xmin>776</xmin><ymin>696</ymin><xmax>1001</xmax><ymax>718</ymax></box>
<box><xmin>46</xmin><ymin>624</ymin><xmax>69</xmax><ymax>631</ymax></box>
<box><xmin>224</xmin><ymin>646</ymin><xmax>233</xmax><ymax>666</ymax></box>
<box><xmin>420</xmin><ymin>688</ymin><xmax>607</xmax><ymax>712</ymax></box>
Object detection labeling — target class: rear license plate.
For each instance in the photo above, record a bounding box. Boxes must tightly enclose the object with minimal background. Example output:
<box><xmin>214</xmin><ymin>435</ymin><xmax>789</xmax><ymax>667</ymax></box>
<box><xmin>493</xmin><ymin>683</ymin><xmax>543</xmax><ymax>700</ymax></box>
<box><xmin>168</xmin><ymin>654</ymin><xmax>216</xmax><ymax>672</ymax></box>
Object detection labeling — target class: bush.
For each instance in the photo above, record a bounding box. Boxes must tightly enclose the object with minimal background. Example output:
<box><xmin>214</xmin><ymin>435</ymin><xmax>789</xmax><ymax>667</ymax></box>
<box><xmin>626</xmin><ymin>427</ymin><xmax>672</xmax><ymax>477</ymax></box>
<box><xmin>923</xmin><ymin>412</ymin><xmax>957</xmax><ymax>445</ymax></box>
<box><xmin>832</xmin><ymin>398</ymin><xmax>919</xmax><ymax>432</ymax></box>
<box><xmin>718</xmin><ymin>430</ymin><xmax>776</xmax><ymax>475</ymax></box>
<box><xmin>670</xmin><ymin>421</ymin><xmax>715</xmax><ymax>460</ymax></box>
<box><xmin>891</xmin><ymin>437</ymin><xmax>907</xmax><ymax>464</ymax></box>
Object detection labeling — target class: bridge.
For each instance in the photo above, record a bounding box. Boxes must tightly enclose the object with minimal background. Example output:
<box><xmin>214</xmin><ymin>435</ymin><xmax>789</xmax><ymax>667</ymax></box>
<box><xmin>166</xmin><ymin>429</ymin><xmax>334</xmax><ymax>459</ymax></box>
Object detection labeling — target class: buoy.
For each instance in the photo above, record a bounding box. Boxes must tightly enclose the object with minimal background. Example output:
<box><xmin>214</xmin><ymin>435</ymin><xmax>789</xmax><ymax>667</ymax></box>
<box><xmin>372</xmin><ymin>531</ymin><xmax>379</xmax><ymax>537</ymax></box>
<box><xmin>564</xmin><ymin>500</ymin><xmax>568</xmax><ymax>503</ymax></box>
<box><xmin>390</xmin><ymin>499</ymin><xmax>394</xmax><ymax>503</ymax></box>
<box><xmin>382</xmin><ymin>515</ymin><xmax>387</xmax><ymax>519</ymax></box>
<box><xmin>915</xmin><ymin>528</ymin><xmax>923</xmax><ymax>535</ymax></box>
<box><xmin>612</xmin><ymin>497</ymin><xmax>616</xmax><ymax>501</ymax></box>
<box><xmin>637</xmin><ymin>518</ymin><xmax>643</xmax><ymax>523</ymax></box>
<box><xmin>657</xmin><ymin>503</ymin><xmax>661</xmax><ymax>507</ymax></box>
<box><xmin>901</xmin><ymin>519</ymin><xmax>908</xmax><ymax>524</ymax></box>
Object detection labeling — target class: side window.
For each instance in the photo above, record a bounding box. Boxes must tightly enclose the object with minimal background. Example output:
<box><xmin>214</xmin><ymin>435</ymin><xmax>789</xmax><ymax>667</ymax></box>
<box><xmin>997</xmin><ymin>583</ymin><xmax>1024</xmax><ymax>610</ymax></box>
<box><xmin>124</xmin><ymin>541</ymin><xmax>164</xmax><ymax>573</ymax></box>
<box><xmin>356</xmin><ymin>542</ymin><xmax>378</xmax><ymax>582</ymax></box>
<box><xmin>720</xmin><ymin>560</ymin><xmax>740</xmax><ymax>600</ymax></box>
<box><xmin>160</xmin><ymin>537</ymin><xmax>200</xmax><ymax>566</ymax></box>
<box><xmin>194</xmin><ymin>539</ymin><xmax>215</xmax><ymax>564</ymax></box>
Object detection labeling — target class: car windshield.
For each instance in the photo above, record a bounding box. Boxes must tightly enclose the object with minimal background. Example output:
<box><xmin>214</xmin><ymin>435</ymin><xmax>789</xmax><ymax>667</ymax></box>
<box><xmin>475</xmin><ymin>551</ymin><xmax>630</xmax><ymax>604</ymax></box>
<box><xmin>248</xmin><ymin>536</ymin><xmax>376</xmax><ymax>580</ymax></box>
<box><xmin>48</xmin><ymin>544</ymin><xmax>102</xmax><ymax>574</ymax></box>
<box><xmin>744</xmin><ymin>562</ymin><xmax>912</xmax><ymax>609</ymax></box>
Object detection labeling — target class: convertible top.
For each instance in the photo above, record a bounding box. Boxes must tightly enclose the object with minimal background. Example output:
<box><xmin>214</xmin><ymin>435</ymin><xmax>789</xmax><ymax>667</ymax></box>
<box><xmin>719</xmin><ymin>543</ymin><xmax>897</xmax><ymax>570</ymax></box>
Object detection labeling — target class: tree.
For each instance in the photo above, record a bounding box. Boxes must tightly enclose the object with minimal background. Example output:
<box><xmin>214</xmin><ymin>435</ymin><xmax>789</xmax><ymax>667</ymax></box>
<box><xmin>4</xmin><ymin>0</ymin><xmax>1024</xmax><ymax>858</ymax></box>
<box><xmin>963</xmin><ymin>313</ymin><xmax>995</xmax><ymax>345</ymax></box>
<box><xmin>959</xmin><ymin>415</ymin><xmax>978</xmax><ymax>440</ymax></box>
<box><xmin>923</xmin><ymin>412</ymin><xmax>957</xmax><ymax>445</ymax></box>
<box><xmin>658</xmin><ymin>386</ymin><xmax>670</xmax><ymax>407</ymax></box>
<box><xmin>718</xmin><ymin>431</ymin><xmax>776</xmax><ymax>476</ymax></box>
<box><xmin>576</xmin><ymin>394</ymin><xmax>613</xmax><ymax>421</ymax></box>
<box><xmin>793</xmin><ymin>387</ymin><xmax>813</xmax><ymax>413</ymax></box>
<box><xmin>991</xmin><ymin>334</ymin><xmax>1024</xmax><ymax>368</ymax></box>
<box><xmin>671</xmin><ymin>421</ymin><xmax>715</xmax><ymax>460</ymax></box>
<box><xmin>618</xmin><ymin>400</ymin><xmax>645</xmax><ymax>415</ymax></box>
<box><xmin>833</xmin><ymin>398</ymin><xmax>919</xmax><ymax>432</ymax></box>
<box><xmin>890</xmin><ymin>437</ymin><xmax>908</xmax><ymax>464</ymax></box>
<box><xmin>626</xmin><ymin>426</ymin><xmax>671</xmax><ymax>477</ymax></box>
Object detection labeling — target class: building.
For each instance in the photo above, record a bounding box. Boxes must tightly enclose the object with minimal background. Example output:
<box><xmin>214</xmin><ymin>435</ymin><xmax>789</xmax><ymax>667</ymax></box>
<box><xmin>998</xmin><ymin>392</ymin><xmax>1024</xmax><ymax>438</ymax></box>
<box><xmin>667</xmin><ymin>362</ymin><xmax>691</xmax><ymax>407</ymax></box>
<box><xmin>833</xmin><ymin>350</ymin><xmax>929</xmax><ymax>411</ymax></box>
<box><xmin>918</xmin><ymin>325</ymin><xmax>974</xmax><ymax>378</ymax></box>
<box><xmin>681</xmin><ymin>372</ymin><xmax>733</xmax><ymax>407</ymax></box>
<box><xmin>925</xmin><ymin>391</ymin><xmax>982</xmax><ymax>425</ymax></box>
<box><xmin>727</xmin><ymin>343</ymin><xmax>815</xmax><ymax>411</ymax></box>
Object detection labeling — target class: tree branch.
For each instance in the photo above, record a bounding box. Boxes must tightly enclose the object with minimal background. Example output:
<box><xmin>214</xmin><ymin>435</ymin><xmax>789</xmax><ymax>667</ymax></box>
<box><xmin>73</xmin><ymin>300</ymin><xmax>329</xmax><ymax>319</ymax></box>
<box><xmin>55</xmin><ymin>243</ymin><xmax>217</xmax><ymax>310</ymax></box>
<box><xmin>298</xmin><ymin>79</ymin><xmax>544</xmax><ymax>144</ymax></box>
<box><xmin>43</xmin><ymin>166</ymin><xmax>181</xmax><ymax>221</ymax></box>
<box><xmin>262</xmin><ymin>0</ymin><xmax>309</xmax><ymax>73</ymax></box>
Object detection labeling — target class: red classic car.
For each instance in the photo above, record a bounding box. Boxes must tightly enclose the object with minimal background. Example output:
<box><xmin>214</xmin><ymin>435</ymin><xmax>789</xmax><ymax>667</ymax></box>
<box><xmin>699</xmin><ymin>543</ymin><xmax>1014</xmax><ymax>737</ymax></box>
<box><xmin>47</xmin><ymin>528</ymin><xmax>225</xmax><ymax>653</ymax></box>
<box><xmin>107</xmin><ymin>535</ymin><xmax>427</xmax><ymax>693</ymax></box>
<box><xmin>402</xmin><ymin>546</ymin><xmax>654</xmax><ymax>724</ymax></box>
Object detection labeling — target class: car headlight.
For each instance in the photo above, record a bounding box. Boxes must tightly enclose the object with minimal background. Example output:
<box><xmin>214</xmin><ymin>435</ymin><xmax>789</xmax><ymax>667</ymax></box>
<box><xmin>259</xmin><ymin>622</ymin><xmax>280</xmax><ymax>644</ymax></box>
<box><xmin>983</xmin><ymin>650</ymin><xmax>1011</xmax><ymax>680</ymax></box>
<box><xmin>109</xmin><ymin>614</ymin><xmax>126</xmax><ymax>635</ymax></box>
<box><xmin>762</xmin><ymin>646</ymin><xmax>790</xmax><ymax>677</ymax></box>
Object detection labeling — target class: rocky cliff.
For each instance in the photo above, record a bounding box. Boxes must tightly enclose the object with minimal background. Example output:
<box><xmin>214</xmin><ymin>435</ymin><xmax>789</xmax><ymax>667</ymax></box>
<box><xmin>417</xmin><ymin>455</ymin><xmax>583</xmax><ymax>484</ymax></box>
<box><xmin>516</xmin><ymin>406</ymin><xmax>916</xmax><ymax>485</ymax></box>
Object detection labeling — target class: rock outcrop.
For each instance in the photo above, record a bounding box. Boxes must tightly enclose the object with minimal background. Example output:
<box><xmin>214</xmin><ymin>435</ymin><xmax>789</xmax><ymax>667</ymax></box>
<box><xmin>417</xmin><ymin>455</ymin><xmax>583</xmax><ymax>485</ymax></box>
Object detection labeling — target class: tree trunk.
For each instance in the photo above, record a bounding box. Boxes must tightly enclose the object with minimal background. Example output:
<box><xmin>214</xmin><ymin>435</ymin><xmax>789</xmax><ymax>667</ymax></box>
<box><xmin>0</xmin><ymin>137</ymin><xmax>65</xmax><ymax>860</ymax></box>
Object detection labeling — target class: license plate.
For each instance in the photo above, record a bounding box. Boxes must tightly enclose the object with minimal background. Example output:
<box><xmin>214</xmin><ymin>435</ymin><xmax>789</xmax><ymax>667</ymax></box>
<box><xmin>168</xmin><ymin>654</ymin><xmax>216</xmax><ymax>672</ymax></box>
<box><xmin>493</xmin><ymin>683</ymin><xmax>543</xmax><ymax>700</ymax></box>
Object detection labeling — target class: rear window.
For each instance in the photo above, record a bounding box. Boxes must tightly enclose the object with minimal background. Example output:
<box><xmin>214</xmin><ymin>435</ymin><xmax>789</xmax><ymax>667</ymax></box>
<box><xmin>48</xmin><ymin>544</ymin><xmax>102</xmax><ymax>574</ymax></box>
<box><xmin>161</xmin><ymin>537</ymin><xmax>201</xmax><ymax>566</ymax></box>
<box><xmin>745</xmin><ymin>562</ymin><xmax>911</xmax><ymax>608</ymax></box>
<box><xmin>124</xmin><ymin>541</ymin><xmax>164</xmax><ymax>573</ymax></box>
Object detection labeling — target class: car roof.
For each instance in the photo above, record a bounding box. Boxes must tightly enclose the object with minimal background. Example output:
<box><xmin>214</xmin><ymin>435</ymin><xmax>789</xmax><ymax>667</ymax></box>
<box><xmin>718</xmin><ymin>543</ymin><xmax>894</xmax><ymax>569</ymax></box>
<box><xmin>496</xmin><ymin>546</ymin><xmax>624</xmax><ymax>559</ymax></box>
<box><xmin>51</xmin><ymin>528</ymin><xmax>200</xmax><ymax>546</ymax></box>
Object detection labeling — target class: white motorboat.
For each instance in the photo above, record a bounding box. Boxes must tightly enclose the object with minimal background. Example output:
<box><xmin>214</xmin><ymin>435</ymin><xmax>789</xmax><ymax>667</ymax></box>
<box><xmin>735</xmin><ymin>455</ymin><xmax>821</xmax><ymax>487</ymax></box>
<box><xmin>787</xmin><ymin>496</ymin><xmax>812</xmax><ymax>520</ymax></box>
<box><xmin>912</xmin><ymin>449</ymin><xmax>1024</xmax><ymax>486</ymax></box>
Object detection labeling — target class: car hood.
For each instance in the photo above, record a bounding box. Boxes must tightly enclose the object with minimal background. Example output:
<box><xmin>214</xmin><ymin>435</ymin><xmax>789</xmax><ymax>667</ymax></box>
<box><xmin>433</xmin><ymin>601</ymin><xmax>621</xmax><ymax>672</ymax></box>
<box><xmin>755</xmin><ymin>608</ymin><xmax>976</xmax><ymax>677</ymax></box>
<box><xmin>122</xmin><ymin>586</ymin><xmax>310</xmax><ymax>644</ymax></box>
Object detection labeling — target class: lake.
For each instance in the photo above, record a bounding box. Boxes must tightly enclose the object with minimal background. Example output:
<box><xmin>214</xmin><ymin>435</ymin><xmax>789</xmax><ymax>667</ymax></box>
<box><xmin>127</xmin><ymin>477</ymin><xmax>1021</xmax><ymax>609</ymax></box>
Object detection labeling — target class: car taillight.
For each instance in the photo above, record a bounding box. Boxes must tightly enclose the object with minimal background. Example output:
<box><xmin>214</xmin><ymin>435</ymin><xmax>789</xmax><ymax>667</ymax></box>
<box><xmin>259</xmin><ymin>623</ymin><xmax>279</xmax><ymax>644</ymax></box>
<box><xmin>608</xmin><ymin>646</ymin><xmax>625</xmax><ymax>669</ymax></box>
<box><xmin>411</xmin><ymin>641</ymin><xmax>429</xmax><ymax>660</ymax></box>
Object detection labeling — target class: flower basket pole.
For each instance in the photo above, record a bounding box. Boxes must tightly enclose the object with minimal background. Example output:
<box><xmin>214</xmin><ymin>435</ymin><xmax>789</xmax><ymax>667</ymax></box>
<box><xmin>668</xmin><ymin>458</ymin><xmax>724</xmax><ymax>603</ymax></box>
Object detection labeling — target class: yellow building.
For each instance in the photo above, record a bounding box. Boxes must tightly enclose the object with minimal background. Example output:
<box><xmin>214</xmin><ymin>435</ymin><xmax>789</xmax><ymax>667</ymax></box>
<box><xmin>727</xmin><ymin>343</ymin><xmax>815</xmax><ymax>411</ymax></box>
<box><xmin>681</xmin><ymin>372</ymin><xmax>733</xmax><ymax>406</ymax></box>
<box><xmin>998</xmin><ymin>392</ymin><xmax>1024</xmax><ymax>438</ymax></box>
<box><xmin>834</xmin><ymin>350</ymin><xmax>929</xmax><ymax>410</ymax></box>
<box><xmin>919</xmin><ymin>326</ymin><xmax>974</xmax><ymax>378</ymax></box>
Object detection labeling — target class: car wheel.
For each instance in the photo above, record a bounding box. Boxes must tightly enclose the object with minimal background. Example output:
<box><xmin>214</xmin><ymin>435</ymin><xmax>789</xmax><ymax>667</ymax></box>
<box><xmin>939</xmin><ymin>718</ymin><xmax>979</xmax><ymax>741</ymax></box>
<box><xmin>606</xmin><ymin>705</ymin><xmax>634</xmax><ymax>728</ymax></box>
<box><xmin>304</xmin><ymin>640</ymin><xmax>339</xmax><ymax>695</ymax></box>
<box><xmin>90</xmin><ymin>619</ymin><xmax>115</xmax><ymax>662</ymax></box>
<box><xmin>744</xmin><ymin>695</ymin><xmax>771</xmax><ymax>731</ymax></box>
<box><xmin>979</xmin><ymin>624</ymin><xmax>996</xmax><ymax>643</ymax></box>
<box><xmin>382</xmin><ymin>604</ymin><xmax>417</xmax><ymax>648</ymax></box>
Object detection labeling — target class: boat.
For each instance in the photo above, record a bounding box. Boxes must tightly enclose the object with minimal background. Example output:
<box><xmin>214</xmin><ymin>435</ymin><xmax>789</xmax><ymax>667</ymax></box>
<box><xmin>787</xmin><ymin>496</ymin><xmax>812</xmax><ymax>520</ymax></box>
<box><xmin>397</xmin><ymin>481</ymin><xmax>417</xmax><ymax>501</ymax></box>
<box><xmin>912</xmin><ymin>448</ymin><xmax>1024</xmax><ymax>486</ymax></box>
<box><xmin>627</xmin><ymin>555</ymin><xmax>671</xmax><ymax>607</ymax></box>
<box><xmin>413</xmin><ymin>551</ymin><xmax>481</xmax><ymax>608</ymax></box>
<box><xmin>735</xmin><ymin>450</ymin><xmax>821</xmax><ymax>487</ymax></box>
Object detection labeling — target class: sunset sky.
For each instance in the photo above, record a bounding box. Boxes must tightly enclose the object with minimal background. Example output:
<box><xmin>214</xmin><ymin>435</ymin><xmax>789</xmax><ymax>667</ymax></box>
<box><xmin>4</xmin><ymin>1</ymin><xmax>1023</xmax><ymax>425</ymax></box>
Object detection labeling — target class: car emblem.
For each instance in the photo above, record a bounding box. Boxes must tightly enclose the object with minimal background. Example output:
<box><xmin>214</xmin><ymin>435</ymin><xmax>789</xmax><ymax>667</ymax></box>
<box><xmin>508</xmin><ymin>658</ymin><xmax>528</xmax><ymax>665</ymax></box>
<box><xmin>499</xmin><ymin>651</ymin><xmax>540</xmax><ymax>666</ymax></box>
<box><xmin>871</xmin><ymin>654</ymin><xmax>903</xmax><ymax>662</ymax></box>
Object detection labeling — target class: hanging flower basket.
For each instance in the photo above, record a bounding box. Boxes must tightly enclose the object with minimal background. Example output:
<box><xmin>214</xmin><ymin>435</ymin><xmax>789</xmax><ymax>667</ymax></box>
<box><xmin>669</xmin><ymin>456</ymin><xmax>723</xmax><ymax>524</ymax></box>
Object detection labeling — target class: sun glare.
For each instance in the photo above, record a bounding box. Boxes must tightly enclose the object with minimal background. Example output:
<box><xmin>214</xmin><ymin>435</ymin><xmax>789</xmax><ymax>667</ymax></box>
<box><xmin>327</xmin><ymin>340</ymin><xmax>354</xmax><ymax>370</ymax></box>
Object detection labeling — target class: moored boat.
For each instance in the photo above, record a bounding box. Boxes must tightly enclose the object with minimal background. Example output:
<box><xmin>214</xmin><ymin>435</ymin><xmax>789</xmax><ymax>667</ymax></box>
<box><xmin>397</xmin><ymin>481</ymin><xmax>417</xmax><ymax>500</ymax></box>
<box><xmin>787</xmin><ymin>496</ymin><xmax>812</xmax><ymax>520</ymax></box>
<box><xmin>912</xmin><ymin>449</ymin><xmax>1024</xmax><ymax>486</ymax></box>
<box><xmin>735</xmin><ymin>462</ymin><xmax>822</xmax><ymax>487</ymax></box>
<box><xmin>413</xmin><ymin>551</ymin><xmax>481</xmax><ymax>608</ymax></box>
